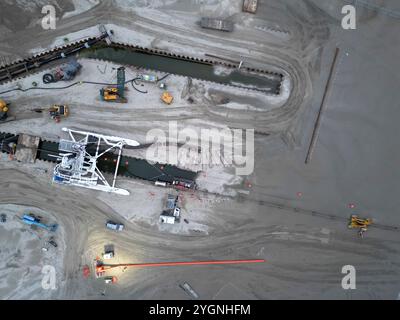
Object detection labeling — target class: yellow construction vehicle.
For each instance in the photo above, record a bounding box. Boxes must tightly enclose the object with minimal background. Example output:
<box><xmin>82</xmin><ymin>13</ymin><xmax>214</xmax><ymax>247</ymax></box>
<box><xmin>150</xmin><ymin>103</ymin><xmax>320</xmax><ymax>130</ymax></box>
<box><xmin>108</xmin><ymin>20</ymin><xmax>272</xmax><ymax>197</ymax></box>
<box><xmin>49</xmin><ymin>105</ymin><xmax>69</xmax><ymax>123</ymax></box>
<box><xmin>33</xmin><ymin>105</ymin><xmax>69</xmax><ymax>123</ymax></box>
<box><xmin>161</xmin><ymin>92</ymin><xmax>173</xmax><ymax>105</ymax></box>
<box><xmin>0</xmin><ymin>99</ymin><xmax>9</xmax><ymax>121</ymax></box>
<box><xmin>100</xmin><ymin>87</ymin><xmax>127</xmax><ymax>102</ymax></box>
<box><xmin>348</xmin><ymin>215</ymin><xmax>372</xmax><ymax>237</ymax></box>
<box><xmin>100</xmin><ymin>67</ymin><xmax>127</xmax><ymax>103</ymax></box>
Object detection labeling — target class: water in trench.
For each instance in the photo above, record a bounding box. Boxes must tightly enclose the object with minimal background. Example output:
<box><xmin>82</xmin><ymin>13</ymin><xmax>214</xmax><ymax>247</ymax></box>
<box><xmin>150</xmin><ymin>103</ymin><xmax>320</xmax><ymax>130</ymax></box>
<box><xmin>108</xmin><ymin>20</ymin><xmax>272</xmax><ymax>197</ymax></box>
<box><xmin>80</xmin><ymin>46</ymin><xmax>282</xmax><ymax>94</ymax></box>
<box><xmin>37</xmin><ymin>140</ymin><xmax>197</xmax><ymax>184</ymax></box>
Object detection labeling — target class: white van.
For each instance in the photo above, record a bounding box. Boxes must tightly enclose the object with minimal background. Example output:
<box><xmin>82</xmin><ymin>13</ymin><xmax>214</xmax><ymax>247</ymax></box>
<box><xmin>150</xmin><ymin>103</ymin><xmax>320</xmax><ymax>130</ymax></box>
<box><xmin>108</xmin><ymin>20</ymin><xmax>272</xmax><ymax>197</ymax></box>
<box><xmin>106</xmin><ymin>221</ymin><xmax>124</xmax><ymax>231</ymax></box>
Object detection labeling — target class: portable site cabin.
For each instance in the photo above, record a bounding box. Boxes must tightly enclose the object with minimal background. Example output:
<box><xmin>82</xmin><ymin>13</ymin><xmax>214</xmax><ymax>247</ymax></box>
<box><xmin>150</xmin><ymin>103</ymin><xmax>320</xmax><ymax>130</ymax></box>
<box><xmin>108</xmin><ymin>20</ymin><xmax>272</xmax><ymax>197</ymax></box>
<box><xmin>243</xmin><ymin>0</ymin><xmax>258</xmax><ymax>13</ymax></box>
<box><xmin>200</xmin><ymin>17</ymin><xmax>234</xmax><ymax>32</ymax></box>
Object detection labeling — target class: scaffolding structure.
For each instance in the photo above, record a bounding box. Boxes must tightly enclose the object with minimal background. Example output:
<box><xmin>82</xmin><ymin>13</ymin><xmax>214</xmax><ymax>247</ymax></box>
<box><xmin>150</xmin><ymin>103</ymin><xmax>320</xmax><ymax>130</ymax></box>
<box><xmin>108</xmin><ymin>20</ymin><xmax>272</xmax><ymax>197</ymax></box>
<box><xmin>52</xmin><ymin>128</ymin><xmax>139</xmax><ymax>195</ymax></box>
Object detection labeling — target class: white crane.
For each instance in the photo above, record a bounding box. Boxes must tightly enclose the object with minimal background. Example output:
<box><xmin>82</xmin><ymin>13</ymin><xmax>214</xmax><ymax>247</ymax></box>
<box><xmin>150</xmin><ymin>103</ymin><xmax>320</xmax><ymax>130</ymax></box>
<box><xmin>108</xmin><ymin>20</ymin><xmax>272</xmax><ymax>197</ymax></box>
<box><xmin>52</xmin><ymin>128</ymin><xmax>139</xmax><ymax>196</ymax></box>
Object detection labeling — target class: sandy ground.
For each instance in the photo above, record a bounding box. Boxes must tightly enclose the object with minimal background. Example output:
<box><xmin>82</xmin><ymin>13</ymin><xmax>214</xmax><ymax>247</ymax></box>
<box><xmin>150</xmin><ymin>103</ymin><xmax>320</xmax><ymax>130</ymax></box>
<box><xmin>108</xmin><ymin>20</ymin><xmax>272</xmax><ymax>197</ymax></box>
<box><xmin>0</xmin><ymin>203</ymin><xmax>64</xmax><ymax>299</ymax></box>
<box><xmin>0</xmin><ymin>0</ymin><xmax>400</xmax><ymax>299</ymax></box>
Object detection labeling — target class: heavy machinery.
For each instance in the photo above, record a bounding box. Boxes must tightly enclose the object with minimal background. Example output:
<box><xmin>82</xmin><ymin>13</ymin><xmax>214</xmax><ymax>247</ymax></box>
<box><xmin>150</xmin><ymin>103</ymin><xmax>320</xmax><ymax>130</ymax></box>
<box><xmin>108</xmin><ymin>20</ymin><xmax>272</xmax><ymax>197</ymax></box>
<box><xmin>49</xmin><ymin>105</ymin><xmax>69</xmax><ymax>123</ymax></box>
<box><xmin>33</xmin><ymin>105</ymin><xmax>69</xmax><ymax>123</ymax></box>
<box><xmin>161</xmin><ymin>91</ymin><xmax>173</xmax><ymax>105</ymax></box>
<box><xmin>348</xmin><ymin>215</ymin><xmax>372</xmax><ymax>237</ymax></box>
<box><xmin>53</xmin><ymin>128</ymin><xmax>139</xmax><ymax>195</ymax></box>
<box><xmin>21</xmin><ymin>214</ymin><xmax>58</xmax><ymax>232</ymax></box>
<box><xmin>0</xmin><ymin>99</ymin><xmax>9</xmax><ymax>121</ymax></box>
<box><xmin>100</xmin><ymin>67</ymin><xmax>127</xmax><ymax>103</ymax></box>
<box><xmin>42</xmin><ymin>58</ymin><xmax>82</xmax><ymax>84</ymax></box>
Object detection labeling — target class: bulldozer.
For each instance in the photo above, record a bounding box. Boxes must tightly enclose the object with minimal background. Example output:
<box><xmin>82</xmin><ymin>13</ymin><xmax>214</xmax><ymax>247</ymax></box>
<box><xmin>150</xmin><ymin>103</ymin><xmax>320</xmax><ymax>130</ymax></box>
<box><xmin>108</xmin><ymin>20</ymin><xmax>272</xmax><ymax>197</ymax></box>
<box><xmin>100</xmin><ymin>67</ymin><xmax>127</xmax><ymax>103</ymax></box>
<box><xmin>0</xmin><ymin>99</ymin><xmax>9</xmax><ymax>122</ymax></box>
<box><xmin>348</xmin><ymin>215</ymin><xmax>372</xmax><ymax>237</ymax></box>
<box><xmin>33</xmin><ymin>105</ymin><xmax>69</xmax><ymax>123</ymax></box>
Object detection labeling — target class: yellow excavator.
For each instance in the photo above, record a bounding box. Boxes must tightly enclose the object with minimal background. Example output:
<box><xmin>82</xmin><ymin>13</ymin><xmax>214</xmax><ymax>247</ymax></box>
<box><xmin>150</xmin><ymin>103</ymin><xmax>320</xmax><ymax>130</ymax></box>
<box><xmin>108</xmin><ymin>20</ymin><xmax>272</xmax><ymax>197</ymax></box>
<box><xmin>0</xmin><ymin>99</ymin><xmax>9</xmax><ymax>122</ymax></box>
<box><xmin>348</xmin><ymin>215</ymin><xmax>372</xmax><ymax>237</ymax></box>
<box><xmin>100</xmin><ymin>67</ymin><xmax>127</xmax><ymax>103</ymax></box>
<box><xmin>33</xmin><ymin>105</ymin><xmax>69</xmax><ymax>123</ymax></box>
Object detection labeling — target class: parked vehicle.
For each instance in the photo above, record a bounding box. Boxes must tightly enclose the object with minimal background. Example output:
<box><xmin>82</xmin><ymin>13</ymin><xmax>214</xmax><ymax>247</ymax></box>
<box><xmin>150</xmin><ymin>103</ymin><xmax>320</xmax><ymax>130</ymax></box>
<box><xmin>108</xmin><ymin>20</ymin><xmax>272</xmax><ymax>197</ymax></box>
<box><xmin>106</xmin><ymin>220</ymin><xmax>124</xmax><ymax>231</ymax></box>
<box><xmin>103</xmin><ymin>251</ymin><xmax>114</xmax><ymax>260</ymax></box>
<box><xmin>48</xmin><ymin>238</ymin><xmax>58</xmax><ymax>248</ymax></box>
<box><xmin>104</xmin><ymin>276</ymin><xmax>117</xmax><ymax>284</ymax></box>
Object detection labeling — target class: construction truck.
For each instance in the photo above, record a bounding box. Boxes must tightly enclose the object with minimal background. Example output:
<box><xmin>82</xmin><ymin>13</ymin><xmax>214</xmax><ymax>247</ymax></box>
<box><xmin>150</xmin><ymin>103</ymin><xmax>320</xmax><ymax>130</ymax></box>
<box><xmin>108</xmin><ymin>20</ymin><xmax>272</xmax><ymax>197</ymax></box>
<box><xmin>100</xmin><ymin>67</ymin><xmax>127</xmax><ymax>103</ymax></box>
<box><xmin>33</xmin><ymin>105</ymin><xmax>69</xmax><ymax>123</ymax></box>
<box><xmin>42</xmin><ymin>58</ymin><xmax>82</xmax><ymax>84</ymax></box>
<box><xmin>348</xmin><ymin>215</ymin><xmax>372</xmax><ymax>237</ymax></box>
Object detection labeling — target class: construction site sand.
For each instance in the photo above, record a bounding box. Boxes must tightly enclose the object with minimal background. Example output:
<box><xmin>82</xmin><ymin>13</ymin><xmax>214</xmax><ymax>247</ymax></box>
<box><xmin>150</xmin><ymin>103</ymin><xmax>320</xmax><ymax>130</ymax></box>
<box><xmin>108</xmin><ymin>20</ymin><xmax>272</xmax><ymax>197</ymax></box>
<box><xmin>0</xmin><ymin>0</ymin><xmax>400</xmax><ymax>299</ymax></box>
<box><xmin>0</xmin><ymin>204</ymin><xmax>65</xmax><ymax>299</ymax></box>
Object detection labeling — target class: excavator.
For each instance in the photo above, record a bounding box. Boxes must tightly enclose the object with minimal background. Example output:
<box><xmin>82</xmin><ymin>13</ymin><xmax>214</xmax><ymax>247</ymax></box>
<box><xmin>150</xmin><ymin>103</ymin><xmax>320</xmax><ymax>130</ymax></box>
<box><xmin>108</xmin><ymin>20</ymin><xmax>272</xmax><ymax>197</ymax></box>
<box><xmin>100</xmin><ymin>67</ymin><xmax>127</xmax><ymax>103</ymax></box>
<box><xmin>33</xmin><ymin>105</ymin><xmax>69</xmax><ymax>123</ymax></box>
<box><xmin>348</xmin><ymin>215</ymin><xmax>372</xmax><ymax>237</ymax></box>
<box><xmin>0</xmin><ymin>99</ymin><xmax>9</xmax><ymax>122</ymax></box>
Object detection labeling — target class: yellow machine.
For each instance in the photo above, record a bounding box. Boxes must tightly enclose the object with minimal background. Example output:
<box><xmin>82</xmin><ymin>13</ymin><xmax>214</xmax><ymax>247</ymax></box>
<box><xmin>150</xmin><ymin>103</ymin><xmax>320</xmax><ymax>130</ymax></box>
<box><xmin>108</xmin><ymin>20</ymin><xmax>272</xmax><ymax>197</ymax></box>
<box><xmin>0</xmin><ymin>99</ymin><xmax>9</xmax><ymax>121</ymax></box>
<box><xmin>100</xmin><ymin>87</ymin><xmax>126</xmax><ymax>102</ymax></box>
<box><xmin>348</xmin><ymin>215</ymin><xmax>372</xmax><ymax>229</ymax></box>
<box><xmin>100</xmin><ymin>67</ymin><xmax>127</xmax><ymax>103</ymax></box>
<box><xmin>161</xmin><ymin>92</ymin><xmax>173</xmax><ymax>105</ymax></box>
<box><xmin>49</xmin><ymin>105</ymin><xmax>69</xmax><ymax>123</ymax></box>
<box><xmin>34</xmin><ymin>105</ymin><xmax>69</xmax><ymax>123</ymax></box>
<box><xmin>348</xmin><ymin>215</ymin><xmax>372</xmax><ymax>237</ymax></box>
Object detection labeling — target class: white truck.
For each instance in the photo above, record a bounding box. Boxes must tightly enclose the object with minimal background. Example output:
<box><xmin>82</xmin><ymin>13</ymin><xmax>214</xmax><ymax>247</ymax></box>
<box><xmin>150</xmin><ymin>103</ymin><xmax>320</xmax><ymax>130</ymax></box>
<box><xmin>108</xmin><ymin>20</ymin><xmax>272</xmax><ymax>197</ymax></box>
<box><xmin>106</xmin><ymin>221</ymin><xmax>124</xmax><ymax>231</ymax></box>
